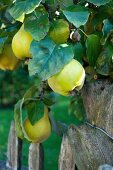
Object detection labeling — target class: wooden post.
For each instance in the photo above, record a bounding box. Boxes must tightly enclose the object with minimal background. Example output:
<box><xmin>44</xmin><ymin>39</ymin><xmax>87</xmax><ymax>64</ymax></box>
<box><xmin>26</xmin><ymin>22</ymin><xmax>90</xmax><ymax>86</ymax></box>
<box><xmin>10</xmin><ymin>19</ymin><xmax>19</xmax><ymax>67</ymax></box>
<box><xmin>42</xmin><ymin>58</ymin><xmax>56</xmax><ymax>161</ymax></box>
<box><xmin>66</xmin><ymin>80</ymin><xmax>113</xmax><ymax>170</ymax></box>
<box><xmin>58</xmin><ymin>135</ymin><xmax>76</xmax><ymax>170</ymax></box>
<box><xmin>28</xmin><ymin>143</ymin><xmax>44</xmax><ymax>170</ymax></box>
<box><xmin>6</xmin><ymin>121</ymin><xmax>23</xmax><ymax>170</ymax></box>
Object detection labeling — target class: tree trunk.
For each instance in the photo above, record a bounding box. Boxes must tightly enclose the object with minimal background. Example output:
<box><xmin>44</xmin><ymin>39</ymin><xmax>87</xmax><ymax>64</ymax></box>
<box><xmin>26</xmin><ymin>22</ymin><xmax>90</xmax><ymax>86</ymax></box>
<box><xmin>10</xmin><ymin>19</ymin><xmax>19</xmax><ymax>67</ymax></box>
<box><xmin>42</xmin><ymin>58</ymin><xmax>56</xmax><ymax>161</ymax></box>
<box><xmin>67</xmin><ymin>79</ymin><xmax>113</xmax><ymax>170</ymax></box>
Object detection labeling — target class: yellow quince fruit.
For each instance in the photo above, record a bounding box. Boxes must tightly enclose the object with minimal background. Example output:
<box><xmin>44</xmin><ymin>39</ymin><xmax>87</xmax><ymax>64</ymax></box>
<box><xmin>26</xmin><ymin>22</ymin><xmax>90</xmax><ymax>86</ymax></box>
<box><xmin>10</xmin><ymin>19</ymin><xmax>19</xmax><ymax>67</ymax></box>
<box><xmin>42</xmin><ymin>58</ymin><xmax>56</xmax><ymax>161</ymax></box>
<box><xmin>0</xmin><ymin>44</ymin><xmax>20</xmax><ymax>71</ymax></box>
<box><xmin>12</xmin><ymin>24</ymin><xmax>33</xmax><ymax>60</ymax></box>
<box><xmin>23</xmin><ymin>107</ymin><xmax>51</xmax><ymax>143</ymax></box>
<box><xmin>48</xmin><ymin>59</ymin><xmax>85</xmax><ymax>96</ymax></box>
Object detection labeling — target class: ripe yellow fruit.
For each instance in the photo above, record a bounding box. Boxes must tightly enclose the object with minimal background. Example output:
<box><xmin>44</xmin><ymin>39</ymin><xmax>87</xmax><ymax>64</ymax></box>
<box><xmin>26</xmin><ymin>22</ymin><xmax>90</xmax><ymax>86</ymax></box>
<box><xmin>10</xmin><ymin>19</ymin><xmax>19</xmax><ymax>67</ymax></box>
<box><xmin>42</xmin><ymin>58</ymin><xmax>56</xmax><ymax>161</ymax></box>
<box><xmin>48</xmin><ymin>59</ymin><xmax>85</xmax><ymax>96</ymax></box>
<box><xmin>23</xmin><ymin>107</ymin><xmax>51</xmax><ymax>143</ymax></box>
<box><xmin>49</xmin><ymin>19</ymin><xmax>70</xmax><ymax>44</ymax></box>
<box><xmin>12</xmin><ymin>24</ymin><xmax>33</xmax><ymax>60</ymax></box>
<box><xmin>0</xmin><ymin>44</ymin><xmax>20</xmax><ymax>71</ymax></box>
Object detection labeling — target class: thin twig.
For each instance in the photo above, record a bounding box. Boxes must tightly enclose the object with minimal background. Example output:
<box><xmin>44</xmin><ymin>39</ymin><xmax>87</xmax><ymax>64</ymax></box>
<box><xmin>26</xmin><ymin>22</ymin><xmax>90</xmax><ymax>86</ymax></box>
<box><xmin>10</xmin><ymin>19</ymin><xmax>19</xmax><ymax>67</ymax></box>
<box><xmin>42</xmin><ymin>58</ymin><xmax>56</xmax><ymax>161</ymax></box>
<box><xmin>79</xmin><ymin>28</ymin><xmax>88</xmax><ymax>37</ymax></box>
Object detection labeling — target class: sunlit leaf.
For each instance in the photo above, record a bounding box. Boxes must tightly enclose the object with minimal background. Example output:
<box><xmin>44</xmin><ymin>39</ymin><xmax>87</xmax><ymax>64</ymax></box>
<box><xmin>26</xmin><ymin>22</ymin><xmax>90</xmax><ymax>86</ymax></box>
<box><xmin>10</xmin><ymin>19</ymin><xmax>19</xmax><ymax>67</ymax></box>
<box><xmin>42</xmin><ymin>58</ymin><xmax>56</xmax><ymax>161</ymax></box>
<box><xmin>9</xmin><ymin>0</ymin><xmax>42</xmax><ymax>21</ymax></box>
<box><xmin>28</xmin><ymin>37</ymin><xmax>74</xmax><ymax>80</ymax></box>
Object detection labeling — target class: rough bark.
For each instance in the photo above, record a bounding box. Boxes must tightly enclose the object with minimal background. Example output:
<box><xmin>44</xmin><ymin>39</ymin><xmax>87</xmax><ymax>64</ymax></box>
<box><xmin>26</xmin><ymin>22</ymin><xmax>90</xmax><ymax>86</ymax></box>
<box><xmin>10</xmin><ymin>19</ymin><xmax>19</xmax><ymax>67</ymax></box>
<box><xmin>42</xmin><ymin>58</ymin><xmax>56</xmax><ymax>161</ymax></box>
<box><xmin>67</xmin><ymin>80</ymin><xmax>113</xmax><ymax>170</ymax></box>
<box><xmin>58</xmin><ymin>135</ymin><xmax>76</xmax><ymax>170</ymax></box>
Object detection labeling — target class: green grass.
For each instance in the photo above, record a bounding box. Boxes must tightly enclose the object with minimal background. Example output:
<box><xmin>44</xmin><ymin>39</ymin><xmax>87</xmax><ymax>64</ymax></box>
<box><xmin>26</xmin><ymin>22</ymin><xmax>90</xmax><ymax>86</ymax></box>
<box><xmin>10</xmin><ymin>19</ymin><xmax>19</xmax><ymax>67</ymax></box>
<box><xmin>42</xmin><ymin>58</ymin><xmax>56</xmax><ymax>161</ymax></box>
<box><xmin>0</xmin><ymin>95</ymin><xmax>77</xmax><ymax>169</ymax></box>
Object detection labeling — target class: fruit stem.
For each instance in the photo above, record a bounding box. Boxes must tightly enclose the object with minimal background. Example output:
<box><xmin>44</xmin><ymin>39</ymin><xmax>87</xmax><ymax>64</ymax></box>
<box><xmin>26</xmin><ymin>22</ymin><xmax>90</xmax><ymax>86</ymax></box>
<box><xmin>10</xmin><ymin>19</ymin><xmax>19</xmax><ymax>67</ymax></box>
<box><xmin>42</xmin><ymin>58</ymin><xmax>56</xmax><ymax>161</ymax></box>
<box><xmin>70</xmin><ymin>90</ymin><xmax>76</xmax><ymax>96</ymax></box>
<box><xmin>79</xmin><ymin>28</ymin><xmax>88</xmax><ymax>37</ymax></box>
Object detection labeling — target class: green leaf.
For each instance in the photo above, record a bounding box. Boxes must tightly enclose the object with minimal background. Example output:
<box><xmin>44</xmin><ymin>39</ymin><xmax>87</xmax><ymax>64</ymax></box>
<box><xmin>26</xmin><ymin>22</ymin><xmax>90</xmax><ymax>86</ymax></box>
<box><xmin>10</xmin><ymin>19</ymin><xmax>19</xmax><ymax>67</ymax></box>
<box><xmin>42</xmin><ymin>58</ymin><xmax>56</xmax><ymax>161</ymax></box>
<box><xmin>46</xmin><ymin>0</ymin><xmax>73</xmax><ymax>9</ymax></box>
<box><xmin>87</xmin><ymin>0</ymin><xmax>111</xmax><ymax>6</ymax></box>
<box><xmin>63</xmin><ymin>5</ymin><xmax>90</xmax><ymax>28</ymax></box>
<box><xmin>59</xmin><ymin>0</ymin><xmax>73</xmax><ymax>9</ymax></box>
<box><xmin>73</xmin><ymin>42</ymin><xmax>84</xmax><ymax>64</ymax></box>
<box><xmin>93</xmin><ymin>6</ymin><xmax>113</xmax><ymax>27</ymax></box>
<box><xmin>23</xmin><ymin>85</ymin><xmax>40</xmax><ymax>99</ymax></box>
<box><xmin>69</xmin><ymin>95</ymin><xmax>87</xmax><ymax>124</ymax></box>
<box><xmin>14</xmin><ymin>99</ymin><xmax>24</xmax><ymax>139</ymax></box>
<box><xmin>42</xmin><ymin>92</ymin><xmax>56</xmax><ymax>106</ymax></box>
<box><xmin>101</xmin><ymin>19</ymin><xmax>113</xmax><ymax>45</ymax></box>
<box><xmin>26</xmin><ymin>100</ymin><xmax>44</xmax><ymax>125</ymax></box>
<box><xmin>24</xmin><ymin>5</ymin><xmax>49</xmax><ymax>41</ymax></box>
<box><xmin>9</xmin><ymin>0</ymin><xmax>42</xmax><ymax>21</ymax></box>
<box><xmin>0</xmin><ymin>36</ymin><xmax>8</xmax><ymax>54</ymax></box>
<box><xmin>14</xmin><ymin>85</ymin><xmax>40</xmax><ymax>139</ymax></box>
<box><xmin>86</xmin><ymin>34</ymin><xmax>101</xmax><ymax>66</ymax></box>
<box><xmin>28</xmin><ymin>37</ymin><xmax>74</xmax><ymax>80</ymax></box>
<box><xmin>96</xmin><ymin>44</ymin><xmax>113</xmax><ymax>76</ymax></box>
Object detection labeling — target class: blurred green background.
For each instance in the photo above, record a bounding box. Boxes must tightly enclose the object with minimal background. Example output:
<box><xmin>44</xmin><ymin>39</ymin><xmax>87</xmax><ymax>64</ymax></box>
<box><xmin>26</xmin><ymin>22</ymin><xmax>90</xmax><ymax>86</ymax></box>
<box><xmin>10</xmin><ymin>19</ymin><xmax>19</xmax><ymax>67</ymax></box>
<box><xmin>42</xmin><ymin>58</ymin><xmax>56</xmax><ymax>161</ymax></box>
<box><xmin>0</xmin><ymin>67</ymin><xmax>77</xmax><ymax>169</ymax></box>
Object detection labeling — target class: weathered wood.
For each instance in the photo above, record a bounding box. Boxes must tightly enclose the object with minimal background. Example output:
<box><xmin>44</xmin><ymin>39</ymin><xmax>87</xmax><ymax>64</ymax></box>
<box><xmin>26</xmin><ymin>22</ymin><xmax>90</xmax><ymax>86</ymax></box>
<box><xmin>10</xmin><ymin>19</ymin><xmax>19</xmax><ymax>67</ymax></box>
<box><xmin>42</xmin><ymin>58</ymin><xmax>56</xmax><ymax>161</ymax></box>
<box><xmin>66</xmin><ymin>80</ymin><xmax>113</xmax><ymax>170</ymax></box>
<box><xmin>68</xmin><ymin>124</ymin><xmax>113</xmax><ymax>170</ymax></box>
<box><xmin>81</xmin><ymin>79</ymin><xmax>113</xmax><ymax>136</ymax></box>
<box><xmin>58</xmin><ymin>135</ymin><xmax>76</xmax><ymax>170</ymax></box>
<box><xmin>6</xmin><ymin>121</ymin><xmax>23</xmax><ymax>170</ymax></box>
<box><xmin>28</xmin><ymin>143</ymin><xmax>44</xmax><ymax>170</ymax></box>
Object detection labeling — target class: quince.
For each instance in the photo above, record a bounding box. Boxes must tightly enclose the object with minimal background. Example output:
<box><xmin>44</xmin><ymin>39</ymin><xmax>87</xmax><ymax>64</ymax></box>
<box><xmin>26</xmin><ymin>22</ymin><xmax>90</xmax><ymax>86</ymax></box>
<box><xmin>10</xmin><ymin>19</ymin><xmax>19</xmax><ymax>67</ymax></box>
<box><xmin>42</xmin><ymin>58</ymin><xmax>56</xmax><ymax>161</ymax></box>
<box><xmin>0</xmin><ymin>44</ymin><xmax>19</xmax><ymax>71</ymax></box>
<box><xmin>12</xmin><ymin>24</ymin><xmax>33</xmax><ymax>60</ymax></box>
<box><xmin>49</xmin><ymin>19</ymin><xmax>70</xmax><ymax>44</ymax></box>
<box><xmin>48</xmin><ymin>59</ymin><xmax>85</xmax><ymax>96</ymax></box>
<box><xmin>23</xmin><ymin>107</ymin><xmax>51</xmax><ymax>143</ymax></box>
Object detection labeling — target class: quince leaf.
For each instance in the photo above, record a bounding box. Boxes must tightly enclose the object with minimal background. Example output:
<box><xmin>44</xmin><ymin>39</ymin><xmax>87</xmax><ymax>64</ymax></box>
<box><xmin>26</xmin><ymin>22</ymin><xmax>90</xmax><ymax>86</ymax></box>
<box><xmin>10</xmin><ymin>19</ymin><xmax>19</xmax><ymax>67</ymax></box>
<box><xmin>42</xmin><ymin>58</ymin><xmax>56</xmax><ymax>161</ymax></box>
<box><xmin>25</xmin><ymin>100</ymin><xmax>44</xmax><ymax>125</ymax></box>
<box><xmin>24</xmin><ymin>5</ymin><xmax>49</xmax><ymax>41</ymax></box>
<box><xmin>73</xmin><ymin>42</ymin><xmax>84</xmax><ymax>64</ymax></box>
<box><xmin>14</xmin><ymin>99</ymin><xmax>24</xmax><ymax>139</ymax></box>
<box><xmin>0</xmin><ymin>36</ymin><xmax>8</xmax><ymax>54</ymax></box>
<box><xmin>28</xmin><ymin>37</ymin><xmax>74</xmax><ymax>80</ymax></box>
<box><xmin>14</xmin><ymin>85</ymin><xmax>41</xmax><ymax>139</ymax></box>
<box><xmin>63</xmin><ymin>5</ymin><xmax>90</xmax><ymax>28</ymax></box>
<box><xmin>86</xmin><ymin>34</ymin><xmax>101</xmax><ymax>66</ymax></box>
<box><xmin>42</xmin><ymin>93</ymin><xmax>56</xmax><ymax>106</ymax></box>
<box><xmin>87</xmin><ymin>0</ymin><xmax>111</xmax><ymax>6</ymax></box>
<box><xmin>69</xmin><ymin>95</ymin><xmax>87</xmax><ymax>125</ymax></box>
<box><xmin>9</xmin><ymin>0</ymin><xmax>42</xmax><ymax>21</ymax></box>
<box><xmin>101</xmin><ymin>19</ymin><xmax>113</xmax><ymax>45</ymax></box>
<box><xmin>96</xmin><ymin>44</ymin><xmax>113</xmax><ymax>76</ymax></box>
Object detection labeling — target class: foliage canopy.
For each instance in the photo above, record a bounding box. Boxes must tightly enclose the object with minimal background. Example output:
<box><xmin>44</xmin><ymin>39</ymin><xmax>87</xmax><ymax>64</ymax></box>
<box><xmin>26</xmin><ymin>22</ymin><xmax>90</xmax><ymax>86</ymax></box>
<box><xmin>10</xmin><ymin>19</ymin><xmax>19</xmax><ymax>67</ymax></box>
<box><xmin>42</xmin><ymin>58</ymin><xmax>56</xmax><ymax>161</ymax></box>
<box><xmin>0</xmin><ymin>0</ymin><xmax>113</xmax><ymax>141</ymax></box>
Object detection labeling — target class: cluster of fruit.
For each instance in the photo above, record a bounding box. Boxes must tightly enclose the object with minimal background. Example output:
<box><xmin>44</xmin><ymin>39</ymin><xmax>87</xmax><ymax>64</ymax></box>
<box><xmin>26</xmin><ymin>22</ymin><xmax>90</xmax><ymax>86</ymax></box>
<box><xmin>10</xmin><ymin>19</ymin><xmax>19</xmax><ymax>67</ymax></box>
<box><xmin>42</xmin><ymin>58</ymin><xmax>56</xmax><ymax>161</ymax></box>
<box><xmin>0</xmin><ymin>19</ymin><xmax>85</xmax><ymax>143</ymax></box>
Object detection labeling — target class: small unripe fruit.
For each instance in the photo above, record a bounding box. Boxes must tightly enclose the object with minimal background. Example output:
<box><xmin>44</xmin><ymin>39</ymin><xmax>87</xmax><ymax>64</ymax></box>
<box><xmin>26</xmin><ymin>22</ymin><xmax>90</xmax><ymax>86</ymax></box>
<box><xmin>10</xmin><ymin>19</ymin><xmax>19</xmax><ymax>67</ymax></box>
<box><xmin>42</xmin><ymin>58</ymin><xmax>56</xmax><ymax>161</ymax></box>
<box><xmin>49</xmin><ymin>19</ymin><xmax>70</xmax><ymax>44</ymax></box>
